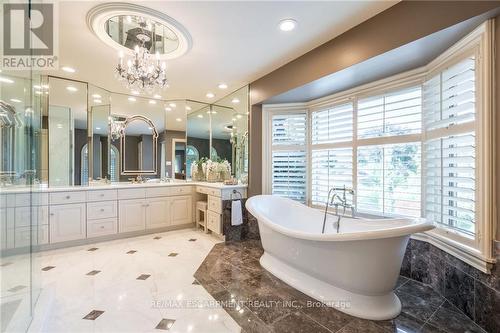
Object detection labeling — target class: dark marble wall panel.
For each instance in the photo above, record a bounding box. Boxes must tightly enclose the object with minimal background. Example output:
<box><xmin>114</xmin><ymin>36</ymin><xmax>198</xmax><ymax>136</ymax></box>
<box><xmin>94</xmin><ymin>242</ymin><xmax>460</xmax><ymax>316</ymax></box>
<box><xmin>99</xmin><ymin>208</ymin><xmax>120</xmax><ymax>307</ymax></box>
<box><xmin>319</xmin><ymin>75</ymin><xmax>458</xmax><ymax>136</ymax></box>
<box><xmin>222</xmin><ymin>199</ymin><xmax>260</xmax><ymax>242</ymax></box>
<box><xmin>402</xmin><ymin>239</ymin><xmax>500</xmax><ymax>332</ymax></box>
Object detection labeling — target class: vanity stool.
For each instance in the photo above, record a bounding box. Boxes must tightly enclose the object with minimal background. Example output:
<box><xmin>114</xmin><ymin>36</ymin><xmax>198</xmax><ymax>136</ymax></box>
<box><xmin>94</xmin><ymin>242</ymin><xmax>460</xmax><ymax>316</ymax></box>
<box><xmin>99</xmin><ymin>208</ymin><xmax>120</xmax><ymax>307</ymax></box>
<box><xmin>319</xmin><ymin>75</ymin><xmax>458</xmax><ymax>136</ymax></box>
<box><xmin>196</xmin><ymin>201</ymin><xmax>208</xmax><ymax>233</ymax></box>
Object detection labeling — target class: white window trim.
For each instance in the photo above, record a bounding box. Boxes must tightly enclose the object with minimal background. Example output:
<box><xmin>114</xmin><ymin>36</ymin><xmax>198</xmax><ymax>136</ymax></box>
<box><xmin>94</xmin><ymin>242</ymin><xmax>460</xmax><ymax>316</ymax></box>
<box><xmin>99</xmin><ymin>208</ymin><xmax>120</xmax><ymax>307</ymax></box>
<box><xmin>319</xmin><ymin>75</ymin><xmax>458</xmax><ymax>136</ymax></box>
<box><xmin>262</xmin><ymin>21</ymin><xmax>496</xmax><ymax>272</ymax></box>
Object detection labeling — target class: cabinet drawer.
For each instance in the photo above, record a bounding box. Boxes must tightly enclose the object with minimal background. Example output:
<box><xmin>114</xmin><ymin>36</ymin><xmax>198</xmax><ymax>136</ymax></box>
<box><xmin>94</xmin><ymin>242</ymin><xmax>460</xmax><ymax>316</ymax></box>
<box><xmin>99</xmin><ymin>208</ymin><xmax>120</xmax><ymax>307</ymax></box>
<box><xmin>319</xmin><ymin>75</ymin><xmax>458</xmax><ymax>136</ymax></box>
<box><xmin>196</xmin><ymin>186</ymin><xmax>220</xmax><ymax>197</ymax></box>
<box><xmin>16</xmin><ymin>193</ymin><xmax>49</xmax><ymax>207</ymax></box>
<box><xmin>207</xmin><ymin>211</ymin><xmax>221</xmax><ymax>234</ymax></box>
<box><xmin>170</xmin><ymin>186</ymin><xmax>192</xmax><ymax>196</ymax></box>
<box><xmin>146</xmin><ymin>187</ymin><xmax>170</xmax><ymax>198</ymax></box>
<box><xmin>87</xmin><ymin>201</ymin><xmax>117</xmax><ymax>220</ymax></box>
<box><xmin>207</xmin><ymin>195</ymin><xmax>222</xmax><ymax>214</ymax></box>
<box><xmin>87</xmin><ymin>218</ymin><xmax>117</xmax><ymax>238</ymax></box>
<box><xmin>50</xmin><ymin>191</ymin><xmax>86</xmax><ymax>205</ymax></box>
<box><xmin>118</xmin><ymin>188</ymin><xmax>146</xmax><ymax>200</ymax></box>
<box><xmin>87</xmin><ymin>190</ymin><xmax>117</xmax><ymax>202</ymax></box>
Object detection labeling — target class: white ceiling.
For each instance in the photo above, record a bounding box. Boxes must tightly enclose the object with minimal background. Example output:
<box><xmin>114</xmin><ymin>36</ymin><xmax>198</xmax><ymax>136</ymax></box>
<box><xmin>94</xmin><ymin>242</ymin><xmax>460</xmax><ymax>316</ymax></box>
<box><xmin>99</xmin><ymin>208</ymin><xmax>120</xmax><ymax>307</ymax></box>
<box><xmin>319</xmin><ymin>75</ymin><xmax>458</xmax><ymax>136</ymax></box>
<box><xmin>46</xmin><ymin>0</ymin><xmax>397</xmax><ymax>103</ymax></box>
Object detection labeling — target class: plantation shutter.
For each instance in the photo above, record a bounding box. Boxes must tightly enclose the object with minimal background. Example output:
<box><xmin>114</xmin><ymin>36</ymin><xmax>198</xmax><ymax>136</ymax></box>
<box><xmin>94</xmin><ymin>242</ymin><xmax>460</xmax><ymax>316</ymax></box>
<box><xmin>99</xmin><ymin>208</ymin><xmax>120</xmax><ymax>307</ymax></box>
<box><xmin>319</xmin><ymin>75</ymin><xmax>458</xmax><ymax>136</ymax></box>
<box><xmin>357</xmin><ymin>86</ymin><xmax>422</xmax><ymax>139</ymax></box>
<box><xmin>423</xmin><ymin>56</ymin><xmax>476</xmax><ymax>236</ymax></box>
<box><xmin>311</xmin><ymin>103</ymin><xmax>353</xmax><ymax>144</ymax></box>
<box><xmin>271</xmin><ymin>113</ymin><xmax>307</xmax><ymax>203</ymax></box>
<box><xmin>311</xmin><ymin>148</ymin><xmax>353</xmax><ymax>206</ymax></box>
<box><xmin>357</xmin><ymin>144</ymin><xmax>421</xmax><ymax>217</ymax></box>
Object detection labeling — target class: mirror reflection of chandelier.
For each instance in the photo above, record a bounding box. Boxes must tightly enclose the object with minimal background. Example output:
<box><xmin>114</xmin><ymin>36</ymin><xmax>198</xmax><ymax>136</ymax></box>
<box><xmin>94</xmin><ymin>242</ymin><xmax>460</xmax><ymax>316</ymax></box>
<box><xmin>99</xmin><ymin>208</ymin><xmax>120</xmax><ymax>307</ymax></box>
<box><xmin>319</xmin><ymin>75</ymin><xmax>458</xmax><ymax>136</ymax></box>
<box><xmin>115</xmin><ymin>18</ymin><xmax>168</xmax><ymax>92</ymax></box>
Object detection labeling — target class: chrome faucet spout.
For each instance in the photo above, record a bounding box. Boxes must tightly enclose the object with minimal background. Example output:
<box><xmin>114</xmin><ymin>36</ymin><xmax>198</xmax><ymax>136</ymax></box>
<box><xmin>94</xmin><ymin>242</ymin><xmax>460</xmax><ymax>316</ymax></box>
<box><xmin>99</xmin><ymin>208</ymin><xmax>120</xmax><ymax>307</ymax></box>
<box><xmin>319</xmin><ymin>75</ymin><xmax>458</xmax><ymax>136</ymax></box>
<box><xmin>322</xmin><ymin>186</ymin><xmax>356</xmax><ymax>234</ymax></box>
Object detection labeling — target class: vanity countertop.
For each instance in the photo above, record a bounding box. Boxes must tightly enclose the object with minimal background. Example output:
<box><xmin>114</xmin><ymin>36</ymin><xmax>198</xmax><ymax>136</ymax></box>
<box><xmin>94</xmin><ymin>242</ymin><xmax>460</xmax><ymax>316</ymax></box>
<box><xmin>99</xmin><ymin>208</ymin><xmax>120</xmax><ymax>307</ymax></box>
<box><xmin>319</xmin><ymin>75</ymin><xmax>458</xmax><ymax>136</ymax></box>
<box><xmin>0</xmin><ymin>181</ymin><xmax>247</xmax><ymax>194</ymax></box>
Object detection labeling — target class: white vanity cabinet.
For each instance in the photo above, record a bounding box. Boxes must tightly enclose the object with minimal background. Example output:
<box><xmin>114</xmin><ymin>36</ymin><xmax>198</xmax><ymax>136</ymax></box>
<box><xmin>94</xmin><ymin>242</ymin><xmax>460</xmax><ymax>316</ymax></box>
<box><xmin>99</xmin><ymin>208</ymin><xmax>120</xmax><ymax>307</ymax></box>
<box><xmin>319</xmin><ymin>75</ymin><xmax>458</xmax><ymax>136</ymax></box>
<box><xmin>1</xmin><ymin>183</ymin><xmax>246</xmax><ymax>252</ymax></box>
<box><xmin>1</xmin><ymin>193</ymin><xmax>49</xmax><ymax>249</ymax></box>
<box><xmin>49</xmin><ymin>203</ymin><xmax>86</xmax><ymax>243</ymax></box>
<box><xmin>119</xmin><ymin>199</ymin><xmax>147</xmax><ymax>233</ymax></box>
<box><xmin>196</xmin><ymin>186</ymin><xmax>247</xmax><ymax>236</ymax></box>
<box><xmin>145</xmin><ymin>197</ymin><xmax>170</xmax><ymax>229</ymax></box>
<box><xmin>169</xmin><ymin>195</ymin><xmax>193</xmax><ymax>226</ymax></box>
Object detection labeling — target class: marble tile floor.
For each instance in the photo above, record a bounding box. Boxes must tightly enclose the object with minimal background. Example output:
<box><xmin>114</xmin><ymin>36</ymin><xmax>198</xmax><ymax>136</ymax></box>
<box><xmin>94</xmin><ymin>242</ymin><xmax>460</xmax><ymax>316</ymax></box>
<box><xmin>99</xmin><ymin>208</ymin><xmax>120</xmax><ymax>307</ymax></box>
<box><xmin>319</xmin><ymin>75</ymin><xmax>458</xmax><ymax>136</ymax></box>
<box><xmin>194</xmin><ymin>240</ymin><xmax>490</xmax><ymax>333</ymax></box>
<box><xmin>25</xmin><ymin>229</ymin><xmax>241</xmax><ymax>333</ymax></box>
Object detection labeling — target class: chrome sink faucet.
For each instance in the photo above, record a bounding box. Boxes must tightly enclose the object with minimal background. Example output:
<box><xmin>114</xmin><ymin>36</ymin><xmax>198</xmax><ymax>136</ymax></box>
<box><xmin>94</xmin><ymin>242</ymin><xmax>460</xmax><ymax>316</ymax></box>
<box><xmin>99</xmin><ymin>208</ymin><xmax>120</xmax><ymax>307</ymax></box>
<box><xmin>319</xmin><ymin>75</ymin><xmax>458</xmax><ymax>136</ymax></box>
<box><xmin>321</xmin><ymin>186</ymin><xmax>356</xmax><ymax>234</ymax></box>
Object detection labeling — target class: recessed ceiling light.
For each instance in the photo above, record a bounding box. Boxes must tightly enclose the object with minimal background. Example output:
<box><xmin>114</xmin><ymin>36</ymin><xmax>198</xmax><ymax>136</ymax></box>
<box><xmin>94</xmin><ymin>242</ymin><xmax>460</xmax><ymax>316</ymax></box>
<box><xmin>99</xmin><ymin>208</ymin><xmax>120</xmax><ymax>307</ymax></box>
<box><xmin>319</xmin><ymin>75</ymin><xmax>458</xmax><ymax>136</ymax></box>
<box><xmin>33</xmin><ymin>85</ymin><xmax>42</xmax><ymax>89</ymax></box>
<box><xmin>149</xmin><ymin>100</ymin><xmax>156</xmax><ymax>104</ymax></box>
<box><xmin>35</xmin><ymin>91</ymin><xmax>42</xmax><ymax>95</ymax></box>
<box><xmin>92</xmin><ymin>94</ymin><xmax>101</xmax><ymax>98</ymax></box>
<box><xmin>218</xmin><ymin>83</ymin><xmax>228</xmax><ymax>90</ymax></box>
<box><xmin>10</xmin><ymin>98</ymin><xmax>21</xmax><ymax>103</ymax></box>
<box><xmin>128</xmin><ymin>97</ymin><xmax>136</xmax><ymax>102</ymax></box>
<box><xmin>197</xmin><ymin>114</ymin><xmax>203</xmax><ymax>118</ymax></box>
<box><xmin>165</xmin><ymin>107</ymin><xmax>172</xmax><ymax>111</ymax></box>
<box><xmin>148</xmin><ymin>127</ymin><xmax>153</xmax><ymax>130</ymax></box>
<box><xmin>95</xmin><ymin>127</ymin><xmax>101</xmax><ymax>130</ymax></box>
<box><xmin>61</xmin><ymin>66</ymin><xmax>76</xmax><ymax>73</ymax></box>
<box><xmin>206</xmin><ymin>92</ymin><xmax>215</xmax><ymax>98</ymax></box>
<box><xmin>232</xmin><ymin>118</ymin><xmax>236</xmax><ymax>121</ymax></box>
<box><xmin>66</xmin><ymin>86</ymin><xmax>77</xmax><ymax>92</ymax></box>
<box><xmin>94</xmin><ymin>99</ymin><xmax>102</xmax><ymax>103</ymax></box>
<box><xmin>185</xmin><ymin>106</ymin><xmax>192</xmax><ymax>111</ymax></box>
<box><xmin>56</xmin><ymin>124</ymin><xmax>63</xmax><ymax>129</ymax></box>
<box><xmin>153</xmin><ymin>94</ymin><xmax>161</xmax><ymax>99</ymax></box>
<box><xmin>0</xmin><ymin>77</ymin><xmax>14</xmax><ymax>84</ymax></box>
<box><xmin>169</xmin><ymin>103</ymin><xmax>176</xmax><ymax>108</ymax></box>
<box><xmin>279</xmin><ymin>19</ymin><xmax>297</xmax><ymax>32</ymax></box>
<box><xmin>176</xmin><ymin>118</ymin><xmax>182</xmax><ymax>122</ymax></box>
<box><xmin>236</xmin><ymin>114</ymin><xmax>243</xmax><ymax>119</ymax></box>
<box><xmin>131</xmin><ymin>90</ymin><xmax>139</xmax><ymax>95</ymax></box>
<box><xmin>231</xmin><ymin>98</ymin><xmax>240</xmax><ymax>104</ymax></box>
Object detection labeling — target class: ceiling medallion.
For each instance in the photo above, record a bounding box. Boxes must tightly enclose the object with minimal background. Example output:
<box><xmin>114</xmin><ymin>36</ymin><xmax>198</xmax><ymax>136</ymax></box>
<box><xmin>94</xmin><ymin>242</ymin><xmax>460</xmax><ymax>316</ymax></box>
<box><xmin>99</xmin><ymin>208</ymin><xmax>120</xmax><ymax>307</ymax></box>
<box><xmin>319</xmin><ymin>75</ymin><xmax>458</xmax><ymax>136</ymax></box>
<box><xmin>87</xmin><ymin>3</ymin><xmax>192</xmax><ymax>92</ymax></box>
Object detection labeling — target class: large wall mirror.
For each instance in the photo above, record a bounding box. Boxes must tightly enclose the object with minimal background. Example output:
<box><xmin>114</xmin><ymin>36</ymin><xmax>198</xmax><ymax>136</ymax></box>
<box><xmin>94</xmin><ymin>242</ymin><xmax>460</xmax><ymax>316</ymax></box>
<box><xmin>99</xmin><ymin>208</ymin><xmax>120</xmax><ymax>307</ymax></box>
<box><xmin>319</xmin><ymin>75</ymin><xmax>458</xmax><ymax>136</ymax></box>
<box><xmin>45</xmin><ymin>77</ymin><xmax>88</xmax><ymax>187</ymax></box>
<box><xmin>185</xmin><ymin>85</ymin><xmax>249</xmax><ymax>182</ymax></box>
<box><xmin>212</xmin><ymin>86</ymin><xmax>249</xmax><ymax>181</ymax></box>
<box><xmin>88</xmin><ymin>84</ymin><xmax>111</xmax><ymax>183</ymax></box>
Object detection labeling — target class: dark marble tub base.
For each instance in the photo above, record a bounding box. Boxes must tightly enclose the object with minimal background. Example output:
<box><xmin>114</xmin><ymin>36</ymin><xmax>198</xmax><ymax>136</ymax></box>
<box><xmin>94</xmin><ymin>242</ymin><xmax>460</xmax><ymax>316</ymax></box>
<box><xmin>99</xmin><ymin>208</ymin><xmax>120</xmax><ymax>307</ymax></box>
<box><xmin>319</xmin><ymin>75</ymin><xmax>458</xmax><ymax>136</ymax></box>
<box><xmin>194</xmin><ymin>240</ymin><xmax>488</xmax><ymax>333</ymax></box>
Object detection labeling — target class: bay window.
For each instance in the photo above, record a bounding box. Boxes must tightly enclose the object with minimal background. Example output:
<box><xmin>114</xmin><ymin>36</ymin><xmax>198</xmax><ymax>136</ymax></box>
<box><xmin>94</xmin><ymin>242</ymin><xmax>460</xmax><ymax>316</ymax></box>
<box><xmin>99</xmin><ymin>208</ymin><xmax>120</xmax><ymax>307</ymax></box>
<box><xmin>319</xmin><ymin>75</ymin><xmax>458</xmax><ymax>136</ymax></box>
<box><xmin>262</xmin><ymin>21</ymin><xmax>494</xmax><ymax>269</ymax></box>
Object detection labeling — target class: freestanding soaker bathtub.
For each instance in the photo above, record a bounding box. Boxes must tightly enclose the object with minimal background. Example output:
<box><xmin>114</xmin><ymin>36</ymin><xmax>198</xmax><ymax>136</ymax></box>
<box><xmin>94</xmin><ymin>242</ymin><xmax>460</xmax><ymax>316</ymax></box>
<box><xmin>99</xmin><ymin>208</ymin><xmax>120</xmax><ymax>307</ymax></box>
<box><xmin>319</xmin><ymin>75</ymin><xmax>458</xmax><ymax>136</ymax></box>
<box><xmin>245</xmin><ymin>195</ymin><xmax>434</xmax><ymax>320</ymax></box>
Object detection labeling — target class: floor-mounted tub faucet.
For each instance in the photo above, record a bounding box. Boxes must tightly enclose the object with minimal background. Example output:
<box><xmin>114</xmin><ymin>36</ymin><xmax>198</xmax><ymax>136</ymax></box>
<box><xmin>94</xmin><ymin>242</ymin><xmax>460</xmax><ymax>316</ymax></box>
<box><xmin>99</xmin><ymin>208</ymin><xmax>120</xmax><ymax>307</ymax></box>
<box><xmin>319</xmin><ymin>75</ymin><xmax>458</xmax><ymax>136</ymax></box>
<box><xmin>322</xmin><ymin>186</ymin><xmax>356</xmax><ymax>234</ymax></box>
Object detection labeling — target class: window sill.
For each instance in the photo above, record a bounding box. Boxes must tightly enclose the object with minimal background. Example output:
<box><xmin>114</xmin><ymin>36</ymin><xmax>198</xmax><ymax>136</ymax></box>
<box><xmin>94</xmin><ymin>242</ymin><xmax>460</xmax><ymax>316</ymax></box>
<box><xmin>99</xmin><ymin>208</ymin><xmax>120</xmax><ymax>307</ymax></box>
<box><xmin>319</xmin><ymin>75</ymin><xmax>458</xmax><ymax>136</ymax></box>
<box><xmin>411</xmin><ymin>230</ymin><xmax>496</xmax><ymax>274</ymax></box>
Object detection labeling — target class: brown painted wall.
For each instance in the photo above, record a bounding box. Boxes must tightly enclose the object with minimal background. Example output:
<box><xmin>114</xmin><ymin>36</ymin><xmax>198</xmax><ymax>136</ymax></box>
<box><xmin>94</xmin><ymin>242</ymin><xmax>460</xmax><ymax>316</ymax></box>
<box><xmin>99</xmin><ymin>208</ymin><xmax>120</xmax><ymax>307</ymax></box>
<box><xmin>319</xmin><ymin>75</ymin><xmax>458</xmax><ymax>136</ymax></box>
<box><xmin>248</xmin><ymin>104</ymin><xmax>262</xmax><ymax>197</ymax></box>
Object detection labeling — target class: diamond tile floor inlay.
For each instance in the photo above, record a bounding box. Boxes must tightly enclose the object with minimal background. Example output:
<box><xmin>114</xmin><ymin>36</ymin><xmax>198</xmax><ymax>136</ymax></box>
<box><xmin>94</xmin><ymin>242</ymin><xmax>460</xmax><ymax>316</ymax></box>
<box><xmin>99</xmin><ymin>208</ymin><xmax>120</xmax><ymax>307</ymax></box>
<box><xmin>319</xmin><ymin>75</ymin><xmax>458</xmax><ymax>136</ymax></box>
<box><xmin>27</xmin><ymin>229</ymin><xmax>240</xmax><ymax>333</ymax></box>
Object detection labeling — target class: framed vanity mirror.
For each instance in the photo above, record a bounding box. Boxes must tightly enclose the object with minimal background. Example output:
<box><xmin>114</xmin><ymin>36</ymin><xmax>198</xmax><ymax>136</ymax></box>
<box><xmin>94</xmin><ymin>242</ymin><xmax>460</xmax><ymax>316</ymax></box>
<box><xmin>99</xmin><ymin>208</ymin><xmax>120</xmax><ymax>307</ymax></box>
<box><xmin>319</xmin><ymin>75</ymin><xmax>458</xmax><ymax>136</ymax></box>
<box><xmin>109</xmin><ymin>93</ymin><xmax>166</xmax><ymax>178</ymax></box>
<box><xmin>117</xmin><ymin>115</ymin><xmax>158</xmax><ymax>175</ymax></box>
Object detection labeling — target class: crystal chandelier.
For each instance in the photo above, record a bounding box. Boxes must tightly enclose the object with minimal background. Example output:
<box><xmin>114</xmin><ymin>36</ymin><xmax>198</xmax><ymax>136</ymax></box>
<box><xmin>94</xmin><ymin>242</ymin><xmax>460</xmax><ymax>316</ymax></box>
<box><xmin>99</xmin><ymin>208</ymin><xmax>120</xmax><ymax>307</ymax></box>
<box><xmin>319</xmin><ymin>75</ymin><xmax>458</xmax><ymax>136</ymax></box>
<box><xmin>115</xmin><ymin>20</ymin><xmax>167</xmax><ymax>92</ymax></box>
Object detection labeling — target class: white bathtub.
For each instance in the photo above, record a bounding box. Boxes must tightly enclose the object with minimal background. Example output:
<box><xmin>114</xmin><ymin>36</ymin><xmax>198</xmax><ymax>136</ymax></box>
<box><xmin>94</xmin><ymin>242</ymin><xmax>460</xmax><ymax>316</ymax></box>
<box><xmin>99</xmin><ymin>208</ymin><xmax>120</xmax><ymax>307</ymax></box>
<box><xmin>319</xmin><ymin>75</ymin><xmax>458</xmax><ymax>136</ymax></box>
<box><xmin>245</xmin><ymin>195</ymin><xmax>434</xmax><ymax>320</ymax></box>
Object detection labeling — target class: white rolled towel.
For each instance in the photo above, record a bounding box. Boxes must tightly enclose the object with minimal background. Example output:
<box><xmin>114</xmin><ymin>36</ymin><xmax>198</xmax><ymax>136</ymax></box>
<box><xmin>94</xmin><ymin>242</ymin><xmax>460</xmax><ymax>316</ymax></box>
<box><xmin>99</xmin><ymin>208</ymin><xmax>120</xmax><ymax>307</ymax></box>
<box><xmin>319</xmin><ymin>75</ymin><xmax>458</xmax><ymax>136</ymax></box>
<box><xmin>231</xmin><ymin>200</ymin><xmax>243</xmax><ymax>226</ymax></box>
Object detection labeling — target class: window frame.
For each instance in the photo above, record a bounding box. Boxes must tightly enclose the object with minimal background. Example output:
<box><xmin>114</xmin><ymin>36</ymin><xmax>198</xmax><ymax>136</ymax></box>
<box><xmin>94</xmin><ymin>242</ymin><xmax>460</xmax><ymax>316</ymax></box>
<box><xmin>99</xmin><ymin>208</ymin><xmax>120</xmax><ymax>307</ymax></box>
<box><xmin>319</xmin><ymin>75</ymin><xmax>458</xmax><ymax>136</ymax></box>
<box><xmin>261</xmin><ymin>21</ymin><xmax>495</xmax><ymax>271</ymax></box>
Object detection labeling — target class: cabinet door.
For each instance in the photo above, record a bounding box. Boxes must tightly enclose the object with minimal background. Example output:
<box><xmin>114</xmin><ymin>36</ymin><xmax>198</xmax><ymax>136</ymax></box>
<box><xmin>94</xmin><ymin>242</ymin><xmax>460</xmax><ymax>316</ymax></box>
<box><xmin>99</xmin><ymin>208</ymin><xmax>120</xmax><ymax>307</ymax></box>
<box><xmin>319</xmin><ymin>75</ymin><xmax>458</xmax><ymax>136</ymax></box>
<box><xmin>146</xmin><ymin>198</ymin><xmax>170</xmax><ymax>229</ymax></box>
<box><xmin>118</xmin><ymin>199</ymin><xmax>146</xmax><ymax>233</ymax></box>
<box><xmin>49</xmin><ymin>203</ymin><xmax>86</xmax><ymax>243</ymax></box>
<box><xmin>170</xmin><ymin>195</ymin><xmax>192</xmax><ymax>226</ymax></box>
